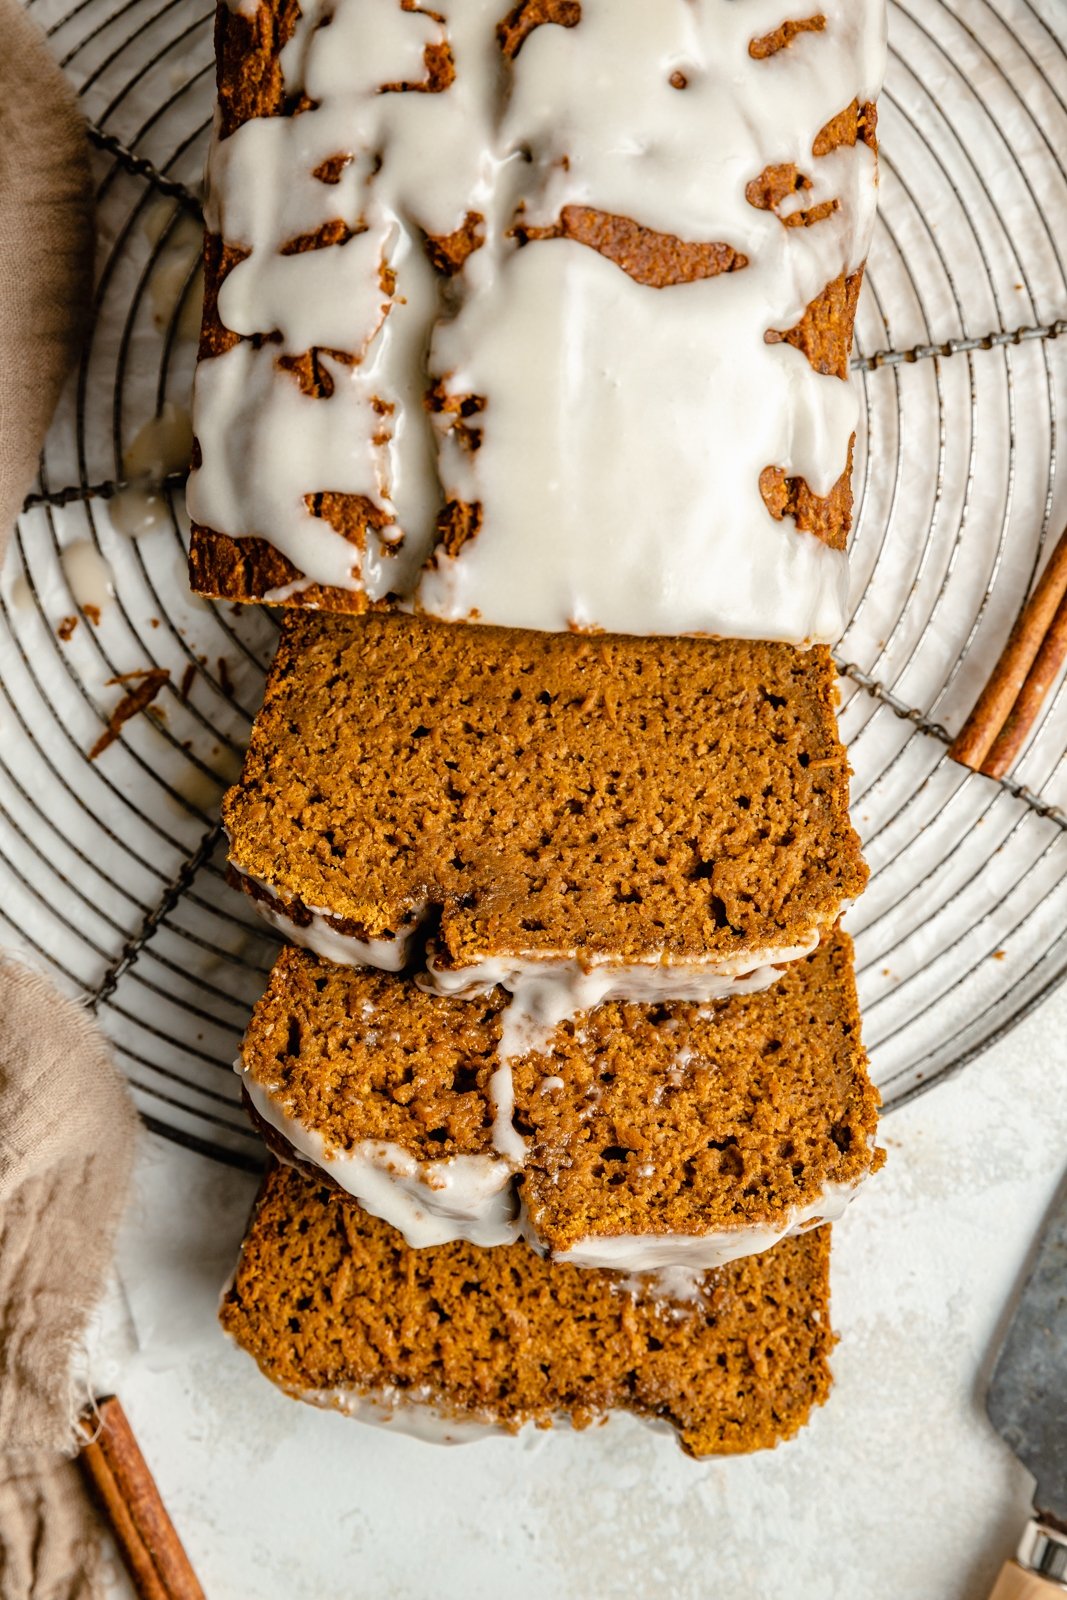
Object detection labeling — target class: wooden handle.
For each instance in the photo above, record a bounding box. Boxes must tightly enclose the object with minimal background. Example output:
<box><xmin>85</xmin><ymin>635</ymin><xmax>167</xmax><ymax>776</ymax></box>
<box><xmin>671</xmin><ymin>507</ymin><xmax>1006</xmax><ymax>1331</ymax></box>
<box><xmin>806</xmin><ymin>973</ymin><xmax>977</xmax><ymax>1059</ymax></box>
<box><xmin>78</xmin><ymin>1396</ymin><xmax>205</xmax><ymax>1600</ymax></box>
<box><xmin>988</xmin><ymin>1560</ymin><xmax>1067</xmax><ymax>1599</ymax></box>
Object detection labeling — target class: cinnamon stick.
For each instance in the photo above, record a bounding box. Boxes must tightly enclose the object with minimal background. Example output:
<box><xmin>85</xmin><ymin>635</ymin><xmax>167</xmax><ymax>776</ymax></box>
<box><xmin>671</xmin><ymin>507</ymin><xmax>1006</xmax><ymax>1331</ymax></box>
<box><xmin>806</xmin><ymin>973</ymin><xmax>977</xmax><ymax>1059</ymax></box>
<box><xmin>981</xmin><ymin>582</ymin><xmax>1067</xmax><ymax>778</ymax></box>
<box><xmin>78</xmin><ymin>1396</ymin><xmax>205</xmax><ymax>1600</ymax></box>
<box><xmin>950</xmin><ymin>525</ymin><xmax>1067</xmax><ymax>771</ymax></box>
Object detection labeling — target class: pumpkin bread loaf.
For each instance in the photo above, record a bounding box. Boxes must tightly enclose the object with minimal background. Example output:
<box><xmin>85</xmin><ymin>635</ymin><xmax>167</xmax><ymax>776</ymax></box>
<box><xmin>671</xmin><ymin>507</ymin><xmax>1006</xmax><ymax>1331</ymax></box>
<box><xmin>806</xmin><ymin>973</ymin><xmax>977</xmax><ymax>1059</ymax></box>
<box><xmin>189</xmin><ymin>1</ymin><xmax>878</xmax><ymax>629</ymax></box>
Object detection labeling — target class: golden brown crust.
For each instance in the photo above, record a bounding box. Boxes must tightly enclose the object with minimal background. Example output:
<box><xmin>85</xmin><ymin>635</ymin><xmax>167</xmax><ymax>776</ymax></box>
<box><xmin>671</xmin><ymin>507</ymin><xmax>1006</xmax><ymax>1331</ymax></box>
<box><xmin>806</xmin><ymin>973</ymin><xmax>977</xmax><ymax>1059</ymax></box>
<box><xmin>760</xmin><ymin>439</ymin><xmax>855</xmax><ymax>553</ymax></box>
<box><xmin>188</xmin><ymin>526</ymin><xmax>373</xmax><ymax>612</ymax></box>
<box><xmin>768</xmin><ymin>269</ymin><xmax>864</xmax><ymax>383</ymax></box>
<box><xmin>224</xmin><ymin>611</ymin><xmax>868</xmax><ymax>964</ymax></box>
<box><xmin>423</xmin><ymin>211</ymin><xmax>486</xmax><ymax>275</ymax></box>
<box><xmin>496</xmin><ymin>0</ymin><xmax>581</xmax><ymax>60</ymax></box>
<box><xmin>433</xmin><ymin>497</ymin><xmax>483</xmax><ymax>558</ymax></box>
<box><xmin>311</xmin><ymin>152</ymin><xmax>352</xmax><ymax>185</ymax></box>
<box><xmin>746</xmin><ymin>165</ymin><xmax>839</xmax><ymax>230</ymax></box>
<box><xmin>197</xmin><ymin>233</ymin><xmax>246</xmax><ymax>363</ymax></box>
<box><xmin>279</xmin><ymin>218</ymin><xmax>358</xmax><ymax>255</ymax></box>
<box><xmin>220</xmin><ymin>1161</ymin><xmax>835</xmax><ymax>1456</ymax></box>
<box><xmin>214</xmin><ymin>0</ymin><xmax>303</xmax><ymax>138</ymax></box>
<box><xmin>749</xmin><ymin>15</ymin><xmax>827</xmax><ymax>61</ymax></box>
<box><xmin>515</xmin><ymin>205</ymin><xmax>748</xmax><ymax>287</ymax></box>
<box><xmin>814</xmin><ymin>98</ymin><xmax>878</xmax><ymax>159</ymax></box>
<box><xmin>758</xmin><ymin>263</ymin><xmax>863</xmax><ymax>549</ymax></box>
<box><xmin>745</xmin><ymin>99</ymin><xmax>877</xmax><ymax>230</ymax></box>
<box><xmin>747</xmin><ymin>100</ymin><xmax>878</xmax><ymax>226</ymax></box>
<box><xmin>381</xmin><ymin>37</ymin><xmax>456</xmax><ymax>94</ymax></box>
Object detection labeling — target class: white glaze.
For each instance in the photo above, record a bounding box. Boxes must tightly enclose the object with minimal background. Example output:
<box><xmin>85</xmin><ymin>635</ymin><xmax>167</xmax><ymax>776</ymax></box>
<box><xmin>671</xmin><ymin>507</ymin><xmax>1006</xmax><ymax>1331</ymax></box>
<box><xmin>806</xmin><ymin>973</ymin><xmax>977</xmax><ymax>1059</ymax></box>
<box><xmin>142</xmin><ymin>204</ymin><xmax>204</xmax><ymax>339</ymax></box>
<box><xmin>110</xmin><ymin>403</ymin><xmax>194</xmax><ymax>538</ymax></box>
<box><xmin>541</xmin><ymin>1180</ymin><xmax>859</xmax><ymax>1272</ymax></box>
<box><xmin>240</xmin><ymin>1064</ymin><xmax>519</xmax><ymax>1248</ymax></box>
<box><xmin>293</xmin><ymin>1384</ymin><xmax>675</xmax><ymax>1447</ymax></box>
<box><xmin>61</xmin><ymin>541</ymin><xmax>114</xmax><ymax>613</ymax></box>
<box><xmin>7</xmin><ymin>574</ymin><xmax>33</xmax><ymax>614</ymax></box>
<box><xmin>192</xmin><ymin>0</ymin><xmax>510</xmax><ymax>597</ymax></box>
<box><xmin>230</xmin><ymin>859</ymin><xmax>417</xmax><ymax>972</ymax></box>
<box><xmin>191</xmin><ymin>0</ymin><xmax>886</xmax><ymax>642</ymax></box>
<box><xmin>191</xmin><ymin>338</ymin><xmax>405</xmax><ymax>595</ymax></box>
<box><xmin>420</xmin><ymin>935</ymin><xmax>819</xmax><ymax>1013</ymax></box>
<box><xmin>295</xmin><ymin>1382</ymin><xmax>510</xmax><ymax>1444</ymax></box>
<box><xmin>421</xmin><ymin>239</ymin><xmax>856</xmax><ymax>640</ymax></box>
<box><xmin>109</xmin><ymin>486</ymin><xmax>167</xmax><ymax>540</ymax></box>
<box><xmin>122</xmin><ymin>402</ymin><xmax>194</xmax><ymax>480</ymax></box>
<box><xmin>613</xmin><ymin>1266</ymin><xmax>715</xmax><ymax>1306</ymax></box>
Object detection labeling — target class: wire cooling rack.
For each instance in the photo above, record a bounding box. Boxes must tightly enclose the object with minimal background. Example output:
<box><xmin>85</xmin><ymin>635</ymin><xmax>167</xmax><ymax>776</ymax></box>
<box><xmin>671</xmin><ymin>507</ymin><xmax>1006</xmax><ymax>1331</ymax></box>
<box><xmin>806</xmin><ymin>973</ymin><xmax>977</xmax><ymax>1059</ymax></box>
<box><xmin>2</xmin><ymin>0</ymin><xmax>1066</xmax><ymax>1168</ymax></box>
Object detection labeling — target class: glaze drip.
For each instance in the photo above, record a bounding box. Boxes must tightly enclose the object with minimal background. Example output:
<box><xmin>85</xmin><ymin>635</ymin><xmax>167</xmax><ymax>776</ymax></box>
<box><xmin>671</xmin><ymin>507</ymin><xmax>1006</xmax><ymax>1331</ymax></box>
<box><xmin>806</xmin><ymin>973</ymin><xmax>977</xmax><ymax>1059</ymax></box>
<box><xmin>191</xmin><ymin>0</ymin><xmax>886</xmax><ymax>640</ymax></box>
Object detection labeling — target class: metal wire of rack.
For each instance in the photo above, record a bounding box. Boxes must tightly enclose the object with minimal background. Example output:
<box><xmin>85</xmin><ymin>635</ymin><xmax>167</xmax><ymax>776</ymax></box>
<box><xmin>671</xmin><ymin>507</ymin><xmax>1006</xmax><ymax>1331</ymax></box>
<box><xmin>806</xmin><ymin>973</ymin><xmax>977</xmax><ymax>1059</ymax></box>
<box><xmin>2</xmin><ymin>0</ymin><xmax>1066</xmax><ymax>1168</ymax></box>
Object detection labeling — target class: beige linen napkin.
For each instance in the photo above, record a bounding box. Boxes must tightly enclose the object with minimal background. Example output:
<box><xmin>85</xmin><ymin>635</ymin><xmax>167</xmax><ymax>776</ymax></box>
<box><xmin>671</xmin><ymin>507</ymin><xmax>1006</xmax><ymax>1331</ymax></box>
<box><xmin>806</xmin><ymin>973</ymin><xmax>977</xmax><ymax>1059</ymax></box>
<box><xmin>0</xmin><ymin>7</ymin><xmax>139</xmax><ymax>1597</ymax></box>
<box><xmin>0</xmin><ymin>960</ymin><xmax>139</xmax><ymax>1599</ymax></box>
<box><xmin>0</xmin><ymin>0</ymin><xmax>94</xmax><ymax>548</ymax></box>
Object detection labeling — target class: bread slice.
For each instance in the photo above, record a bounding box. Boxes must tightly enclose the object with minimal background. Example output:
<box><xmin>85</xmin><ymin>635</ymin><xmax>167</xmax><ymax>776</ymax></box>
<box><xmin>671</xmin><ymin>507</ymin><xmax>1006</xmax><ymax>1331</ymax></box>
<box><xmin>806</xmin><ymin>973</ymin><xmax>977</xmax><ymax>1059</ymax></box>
<box><xmin>219</xmin><ymin>1162</ymin><xmax>836</xmax><ymax>1457</ymax></box>
<box><xmin>224</xmin><ymin>612</ymin><xmax>867</xmax><ymax>1014</ymax></box>
<box><xmin>238</xmin><ymin>929</ymin><xmax>881</xmax><ymax>1270</ymax></box>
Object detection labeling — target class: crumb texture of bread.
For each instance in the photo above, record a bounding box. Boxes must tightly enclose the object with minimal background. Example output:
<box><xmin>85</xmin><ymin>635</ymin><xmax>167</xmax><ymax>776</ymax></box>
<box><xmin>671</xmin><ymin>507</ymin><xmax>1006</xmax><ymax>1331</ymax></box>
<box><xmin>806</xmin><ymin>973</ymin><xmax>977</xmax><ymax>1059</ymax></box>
<box><xmin>220</xmin><ymin>1163</ymin><xmax>835</xmax><ymax>1457</ymax></box>
<box><xmin>244</xmin><ymin>954</ymin><xmax>501</xmax><ymax>1162</ymax></box>
<box><xmin>241</xmin><ymin>931</ymin><xmax>880</xmax><ymax>1247</ymax></box>
<box><xmin>223</xmin><ymin>613</ymin><xmax>867</xmax><ymax>968</ymax></box>
<box><xmin>513</xmin><ymin>929</ymin><xmax>882</xmax><ymax>1253</ymax></box>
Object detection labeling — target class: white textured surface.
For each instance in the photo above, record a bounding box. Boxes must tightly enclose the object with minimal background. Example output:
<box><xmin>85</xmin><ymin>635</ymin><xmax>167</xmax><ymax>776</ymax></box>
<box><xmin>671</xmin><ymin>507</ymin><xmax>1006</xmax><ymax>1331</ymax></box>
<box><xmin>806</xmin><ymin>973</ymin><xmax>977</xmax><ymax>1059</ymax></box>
<box><xmin>94</xmin><ymin>975</ymin><xmax>1067</xmax><ymax>1599</ymax></box>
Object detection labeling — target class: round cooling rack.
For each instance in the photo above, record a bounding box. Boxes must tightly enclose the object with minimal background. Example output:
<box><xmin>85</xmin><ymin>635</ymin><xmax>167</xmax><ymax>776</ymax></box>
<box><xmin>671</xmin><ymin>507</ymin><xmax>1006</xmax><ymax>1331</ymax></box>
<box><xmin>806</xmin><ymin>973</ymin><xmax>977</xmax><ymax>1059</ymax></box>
<box><xmin>1</xmin><ymin>0</ymin><xmax>1066</xmax><ymax>1168</ymax></box>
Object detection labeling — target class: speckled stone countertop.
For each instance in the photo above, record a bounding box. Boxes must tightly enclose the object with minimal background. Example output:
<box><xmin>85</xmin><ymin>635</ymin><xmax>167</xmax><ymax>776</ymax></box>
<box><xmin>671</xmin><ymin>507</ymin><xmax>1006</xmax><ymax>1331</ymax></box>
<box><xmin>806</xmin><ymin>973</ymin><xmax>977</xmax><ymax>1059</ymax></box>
<box><xmin>94</xmin><ymin>978</ymin><xmax>1067</xmax><ymax>1600</ymax></box>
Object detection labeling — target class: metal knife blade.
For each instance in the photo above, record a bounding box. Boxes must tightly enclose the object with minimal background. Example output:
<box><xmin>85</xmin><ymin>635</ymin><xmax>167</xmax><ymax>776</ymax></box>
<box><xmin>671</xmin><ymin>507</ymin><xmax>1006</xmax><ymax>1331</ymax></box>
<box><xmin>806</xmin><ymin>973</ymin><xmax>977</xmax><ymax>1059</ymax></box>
<box><xmin>987</xmin><ymin>1171</ymin><xmax>1067</xmax><ymax>1528</ymax></box>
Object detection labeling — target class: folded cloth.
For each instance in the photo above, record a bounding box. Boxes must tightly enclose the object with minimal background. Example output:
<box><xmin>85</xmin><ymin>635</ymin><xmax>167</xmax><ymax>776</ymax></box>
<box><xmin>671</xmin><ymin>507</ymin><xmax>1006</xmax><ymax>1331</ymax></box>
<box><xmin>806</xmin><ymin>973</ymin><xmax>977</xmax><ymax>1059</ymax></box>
<box><xmin>0</xmin><ymin>12</ymin><xmax>130</xmax><ymax>1590</ymax></box>
<box><xmin>0</xmin><ymin>958</ymin><xmax>138</xmax><ymax>1599</ymax></box>
<box><xmin>0</xmin><ymin>0</ymin><xmax>94</xmax><ymax>557</ymax></box>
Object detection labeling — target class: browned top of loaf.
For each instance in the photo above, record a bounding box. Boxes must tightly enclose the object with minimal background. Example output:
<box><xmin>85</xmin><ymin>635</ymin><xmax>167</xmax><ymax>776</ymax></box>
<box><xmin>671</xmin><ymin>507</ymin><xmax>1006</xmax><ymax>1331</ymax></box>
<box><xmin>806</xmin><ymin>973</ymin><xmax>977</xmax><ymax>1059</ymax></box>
<box><xmin>223</xmin><ymin>612</ymin><xmax>867</xmax><ymax>966</ymax></box>
<box><xmin>219</xmin><ymin>1162</ymin><xmax>835</xmax><ymax>1457</ymax></box>
<box><xmin>190</xmin><ymin>3</ymin><xmax>870</xmax><ymax>607</ymax></box>
<box><xmin>241</xmin><ymin>931</ymin><xmax>881</xmax><ymax>1242</ymax></box>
